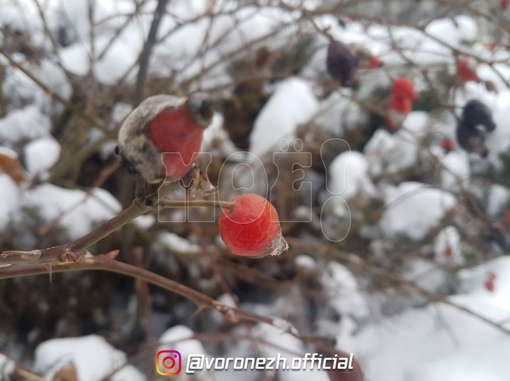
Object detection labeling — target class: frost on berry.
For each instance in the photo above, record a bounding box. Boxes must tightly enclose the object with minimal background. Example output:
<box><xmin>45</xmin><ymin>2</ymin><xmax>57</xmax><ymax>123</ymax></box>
<box><xmin>218</xmin><ymin>194</ymin><xmax>288</xmax><ymax>258</ymax></box>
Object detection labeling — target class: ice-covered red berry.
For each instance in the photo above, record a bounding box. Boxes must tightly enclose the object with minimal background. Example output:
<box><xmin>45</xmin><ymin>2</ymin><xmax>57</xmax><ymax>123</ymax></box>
<box><xmin>219</xmin><ymin>194</ymin><xmax>288</xmax><ymax>257</ymax></box>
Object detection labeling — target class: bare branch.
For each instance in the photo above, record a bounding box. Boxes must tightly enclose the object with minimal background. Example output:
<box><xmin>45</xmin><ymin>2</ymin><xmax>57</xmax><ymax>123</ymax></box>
<box><xmin>134</xmin><ymin>0</ymin><xmax>168</xmax><ymax>105</ymax></box>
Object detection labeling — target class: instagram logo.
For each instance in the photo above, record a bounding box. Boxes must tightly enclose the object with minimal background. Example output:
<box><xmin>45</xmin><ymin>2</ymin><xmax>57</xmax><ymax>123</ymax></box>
<box><xmin>156</xmin><ymin>350</ymin><xmax>182</xmax><ymax>376</ymax></box>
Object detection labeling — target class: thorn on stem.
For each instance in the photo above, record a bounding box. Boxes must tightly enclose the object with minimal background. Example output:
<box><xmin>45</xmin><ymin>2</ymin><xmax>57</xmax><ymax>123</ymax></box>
<box><xmin>94</xmin><ymin>250</ymin><xmax>120</xmax><ymax>262</ymax></box>
<box><xmin>212</xmin><ymin>301</ymin><xmax>240</xmax><ymax>323</ymax></box>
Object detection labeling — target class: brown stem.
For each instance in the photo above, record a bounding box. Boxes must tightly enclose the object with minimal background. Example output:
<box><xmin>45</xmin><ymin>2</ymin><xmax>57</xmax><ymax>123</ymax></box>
<box><xmin>0</xmin><ymin>181</ymin><xmax>181</xmax><ymax>265</ymax></box>
<box><xmin>0</xmin><ymin>259</ymin><xmax>291</xmax><ymax>332</ymax></box>
<box><xmin>68</xmin><ymin>199</ymin><xmax>150</xmax><ymax>253</ymax></box>
<box><xmin>160</xmin><ymin>199</ymin><xmax>235</xmax><ymax>209</ymax></box>
<box><xmin>133</xmin><ymin>0</ymin><xmax>168</xmax><ymax>105</ymax></box>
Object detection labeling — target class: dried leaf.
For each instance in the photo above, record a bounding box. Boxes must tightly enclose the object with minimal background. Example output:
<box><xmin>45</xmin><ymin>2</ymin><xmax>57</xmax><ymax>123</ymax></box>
<box><xmin>52</xmin><ymin>363</ymin><xmax>79</xmax><ymax>381</ymax></box>
<box><xmin>0</xmin><ymin>151</ymin><xmax>25</xmax><ymax>185</ymax></box>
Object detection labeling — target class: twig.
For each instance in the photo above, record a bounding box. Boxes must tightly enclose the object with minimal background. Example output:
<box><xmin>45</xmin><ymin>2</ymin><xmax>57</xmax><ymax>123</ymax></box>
<box><xmin>160</xmin><ymin>199</ymin><xmax>235</xmax><ymax>209</ymax></box>
<box><xmin>0</xmin><ymin>352</ymin><xmax>45</xmax><ymax>381</ymax></box>
<box><xmin>0</xmin><ymin>257</ymin><xmax>299</xmax><ymax>337</ymax></box>
<box><xmin>40</xmin><ymin>160</ymin><xmax>121</xmax><ymax>236</ymax></box>
<box><xmin>0</xmin><ymin>180</ymin><xmax>180</xmax><ymax>265</ymax></box>
<box><xmin>287</xmin><ymin>238</ymin><xmax>510</xmax><ymax>335</ymax></box>
<box><xmin>133</xmin><ymin>0</ymin><xmax>168</xmax><ymax>105</ymax></box>
<box><xmin>0</xmin><ymin>49</ymin><xmax>114</xmax><ymax>137</ymax></box>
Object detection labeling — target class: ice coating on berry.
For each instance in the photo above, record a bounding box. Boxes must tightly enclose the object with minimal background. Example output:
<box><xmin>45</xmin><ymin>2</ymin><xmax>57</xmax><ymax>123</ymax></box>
<box><xmin>218</xmin><ymin>194</ymin><xmax>288</xmax><ymax>257</ymax></box>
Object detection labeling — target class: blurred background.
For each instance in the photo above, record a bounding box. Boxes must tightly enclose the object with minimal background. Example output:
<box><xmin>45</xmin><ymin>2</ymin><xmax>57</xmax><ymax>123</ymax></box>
<box><xmin>0</xmin><ymin>0</ymin><xmax>509</xmax><ymax>380</ymax></box>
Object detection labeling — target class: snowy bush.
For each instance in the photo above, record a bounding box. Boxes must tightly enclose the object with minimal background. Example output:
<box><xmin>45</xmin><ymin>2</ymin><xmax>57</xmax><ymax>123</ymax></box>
<box><xmin>0</xmin><ymin>1</ymin><xmax>509</xmax><ymax>381</ymax></box>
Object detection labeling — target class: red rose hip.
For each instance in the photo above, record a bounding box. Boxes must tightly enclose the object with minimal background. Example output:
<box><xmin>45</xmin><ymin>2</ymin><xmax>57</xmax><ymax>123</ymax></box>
<box><xmin>391</xmin><ymin>77</ymin><xmax>417</xmax><ymax>100</ymax></box>
<box><xmin>219</xmin><ymin>194</ymin><xmax>288</xmax><ymax>257</ymax></box>
<box><xmin>117</xmin><ymin>93</ymin><xmax>213</xmax><ymax>184</ymax></box>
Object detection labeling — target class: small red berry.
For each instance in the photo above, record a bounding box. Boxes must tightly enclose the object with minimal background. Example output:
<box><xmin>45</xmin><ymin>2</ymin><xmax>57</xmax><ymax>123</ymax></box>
<box><xmin>391</xmin><ymin>77</ymin><xmax>417</xmax><ymax>100</ymax></box>
<box><xmin>442</xmin><ymin>137</ymin><xmax>454</xmax><ymax>152</ymax></box>
<box><xmin>485</xmin><ymin>272</ymin><xmax>496</xmax><ymax>293</ymax></box>
<box><xmin>219</xmin><ymin>194</ymin><xmax>288</xmax><ymax>257</ymax></box>
<box><xmin>385</xmin><ymin>96</ymin><xmax>412</xmax><ymax>131</ymax></box>
<box><xmin>368</xmin><ymin>55</ymin><xmax>383</xmax><ymax>68</ymax></box>
<box><xmin>457</xmin><ymin>58</ymin><xmax>481</xmax><ymax>83</ymax></box>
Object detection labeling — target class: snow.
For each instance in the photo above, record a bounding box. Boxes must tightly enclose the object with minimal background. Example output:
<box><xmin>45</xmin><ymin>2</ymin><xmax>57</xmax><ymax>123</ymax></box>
<box><xmin>402</xmin><ymin>111</ymin><xmax>429</xmax><ymax>138</ymax></box>
<box><xmin>487</xmin><ymin>184</ymin><xmax>509</xmax><ymax>217</ymax></box>
<box><xmin>0</xmin><ymin>1</ymin><xmax>42</xmax><ymax>34</ymax></box>
<box><xmin>2</xmin><ymin>4</ymin><xmax>510</xmax><ymax>381</ymax></box>
<box><xmin>425</xmin><ymin>15</ymin><xmax>478</xmax><ymax>49</ymax></box>
<box><xmin>158</xmin><ymin>325</ymin><xmax>215</xmax><ymax>380</ymax></box>
<box><xmin>434</xmin><ymin>226</ymin><xmax>463</xmax><ymax>264</ymax></box>
<box><xmin>295</xmin><ymin>254</ymin><xmax>317</xmax><ymax>270</ymax></box>
<box><xmin>201</xmin><ymin>112</ymin><xmax>237</xmax><ymax>156</ymax></box>
<box><xmin>315</xmin><ymin>92</ymin><xmax>367</xmax><ymax>135</ymax></box>
<box><xmin>404</xmin><ymin>258</ymin><xmax>448</xmax><ymax>298</ymax></box>
<box><xmin>0</xmin><ymin>353</ymin><xmax>16</xmax><ymax>379</ymax></box>
<box><xmin>157</xmin><ymin>232</ymin><xmax>201</xmax><ymax>254</ymax></box>
<box><xmin>250</xmin><ymin>77</ymin><xmax>319</xmax><ymax>158</ymax></box>
<box><xmin>3</xmin><ymin>59</ymin><xmax>71</xmax><ymax>112</ymax></box>
<box><xmin>380</xmin><ymin>182</ymin><xmax>457</xmax><ymax>241</ymax></box>
<box><xmin>24</xmin><ymin>137</ymin><xmax>61</xmax><ymax>177</ymax></box>
<box><xmin>364</xmin><ymin>129</ymin><xmax>418</xmax><ymax>177</ymax></box>
<box><xmin>27</xmin><ymin>185</ymin><xmax>121</xmax><ymax>239</ymax></box>
<box><xmin>327</xmin><ymin>150</ymin><xmax>375</xmax><ymax>200</ymax></box>
<box><xmin>251</xmin><ymin>323</ymin><xmax>330</xmax><ymax>381</ymax></box>
<box><xmin>111</xmin><ymin>103</ymin><xmax>133</xmax><ymax>125</ymax></box>
<box><xmin>0</xmin><ymin>105</ymin><xmax>51</xmax><ymax>145</ymax></box>
<box><xmin>352</xmin><ymin>257</ymin><xmax>510</xmax><ymax>381</ymax></box>
<box><xmin>34</xmin><ymin>335</ymin><xmax>145</xmax><ymax>381</ymax></box>
<box><xmin>159</xmin><ymin>325</ymin><xmax>205</xmax><ymax>356</ymax></box>
<box><xmin>440</xmin><ymin>151</ymin><xmax>470</xmax><ymax>193</ymax></box>
<box><xmin>0</xmin><ymin>174</ymin><xmax>22</xmax><ymax>230</ymax></box>
<box><xmin>0</xmin><ymin>146</ymin><xmax>18</xmax><ymax>159</ymax></box>
<box><xmin>363</xmin><ymin>115</ymin><xmax>429</xmax><ymax>178</ymax></box>
<box><xmin>153</xmin><ymin>4</ymin><xmax>300</xmax><ymax>89</ymax></box>
<box><xmin>59</xmin><ymin>27</ymin><xmax>143</xmax><ymax>85</ymax></box>
<box><xmin>53</xmin><ymin>1</ymin><xmax>109</xmax><ymax>44</ymax></box>
<box><xmin>321</xmin><ymin>262</ymin><xmax>368</xmax><ymax>320</ymax></box>
<box><xmin>132</xmin><ymin>215</ymin><xmax>156</xmax><ymax>229</ymax></box>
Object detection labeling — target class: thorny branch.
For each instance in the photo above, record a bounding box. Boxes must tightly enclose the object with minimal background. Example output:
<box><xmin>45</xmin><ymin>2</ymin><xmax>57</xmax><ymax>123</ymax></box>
<box><xmin>0</xmin><ymin>252</ymin><xmax>340</xmax><ymax>353</ymax></box>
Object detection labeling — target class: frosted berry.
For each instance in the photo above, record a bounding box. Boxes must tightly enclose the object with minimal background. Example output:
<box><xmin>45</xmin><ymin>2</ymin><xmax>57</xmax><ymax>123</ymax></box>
<box><xmin>219</xmin><ymin>194</ymin><xmax>288</xmax><ymax>257</ymax></box>
<box><xmin>117</xmin><ymin>93</ymin><xmax>213</xmax><ymax>184</ymax></box>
